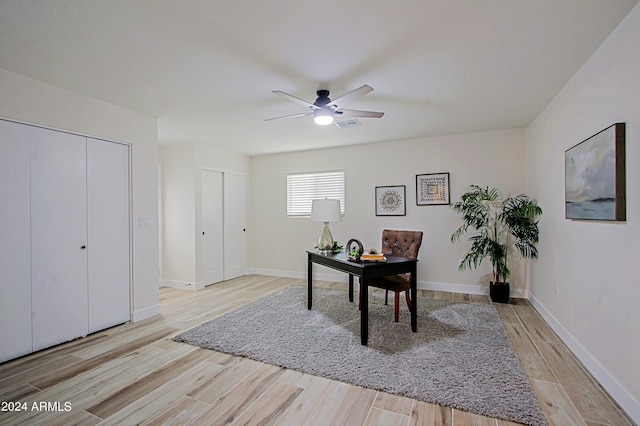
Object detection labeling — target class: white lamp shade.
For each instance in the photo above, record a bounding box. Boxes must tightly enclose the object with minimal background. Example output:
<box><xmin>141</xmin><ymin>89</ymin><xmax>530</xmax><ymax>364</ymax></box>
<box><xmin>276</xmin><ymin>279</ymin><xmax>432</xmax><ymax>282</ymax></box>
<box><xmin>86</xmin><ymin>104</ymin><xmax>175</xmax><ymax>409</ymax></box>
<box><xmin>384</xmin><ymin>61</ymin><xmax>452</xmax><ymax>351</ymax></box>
<box><xmin>311</xmin><ymin>199</ymin><xmax>341</xmax><ymax>222</ymax></box>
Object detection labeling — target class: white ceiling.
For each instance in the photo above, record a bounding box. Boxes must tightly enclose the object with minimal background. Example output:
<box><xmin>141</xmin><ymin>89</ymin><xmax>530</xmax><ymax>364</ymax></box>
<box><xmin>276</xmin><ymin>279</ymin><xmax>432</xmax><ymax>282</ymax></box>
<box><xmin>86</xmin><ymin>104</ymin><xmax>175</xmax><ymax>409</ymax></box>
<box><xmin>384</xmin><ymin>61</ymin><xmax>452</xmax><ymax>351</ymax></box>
<box><xmin>0</xmin><ymin>0</ymin><xmax>637</xmax><ymax>156</ymax></box>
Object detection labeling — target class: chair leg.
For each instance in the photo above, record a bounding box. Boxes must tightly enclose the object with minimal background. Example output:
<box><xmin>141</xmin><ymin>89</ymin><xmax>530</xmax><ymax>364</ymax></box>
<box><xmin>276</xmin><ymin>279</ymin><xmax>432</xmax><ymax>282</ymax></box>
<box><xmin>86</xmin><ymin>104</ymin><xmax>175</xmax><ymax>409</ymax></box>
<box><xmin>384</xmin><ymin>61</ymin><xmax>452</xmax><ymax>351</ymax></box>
<box><xmin>384</xmin><ymin>290</ymin><xmax>389</xmax><ymax>305</ymax></box>
<box><xmin>405</xmin><ymin>290</ymin><xmax>412</xmax><ymax>312</ymax></box>
<box><xmin>394</xmin><ymin>291</ymin><xmax>400</xmax><ymax>322</ymax></box>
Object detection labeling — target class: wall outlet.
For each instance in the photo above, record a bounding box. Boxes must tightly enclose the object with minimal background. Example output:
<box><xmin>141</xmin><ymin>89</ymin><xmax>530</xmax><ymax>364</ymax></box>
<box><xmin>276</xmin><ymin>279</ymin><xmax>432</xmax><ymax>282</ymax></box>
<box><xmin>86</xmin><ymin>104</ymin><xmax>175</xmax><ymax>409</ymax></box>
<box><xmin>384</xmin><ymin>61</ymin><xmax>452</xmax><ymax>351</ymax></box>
<box><xmin>138</xmin><ymin>216</ymin><xmax>151</xmax><ymax>227</ymax></box>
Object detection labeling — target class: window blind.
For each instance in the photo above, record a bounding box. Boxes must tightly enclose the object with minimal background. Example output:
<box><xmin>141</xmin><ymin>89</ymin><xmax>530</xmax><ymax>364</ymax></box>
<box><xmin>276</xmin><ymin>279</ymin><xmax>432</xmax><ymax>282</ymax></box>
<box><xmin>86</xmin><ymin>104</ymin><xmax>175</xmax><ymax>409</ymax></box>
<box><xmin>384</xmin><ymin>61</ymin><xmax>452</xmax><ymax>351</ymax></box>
<box><xmin>287</xmin><ymin>171</ymin><xmax>345</xmax><ymax>217</ymax></box>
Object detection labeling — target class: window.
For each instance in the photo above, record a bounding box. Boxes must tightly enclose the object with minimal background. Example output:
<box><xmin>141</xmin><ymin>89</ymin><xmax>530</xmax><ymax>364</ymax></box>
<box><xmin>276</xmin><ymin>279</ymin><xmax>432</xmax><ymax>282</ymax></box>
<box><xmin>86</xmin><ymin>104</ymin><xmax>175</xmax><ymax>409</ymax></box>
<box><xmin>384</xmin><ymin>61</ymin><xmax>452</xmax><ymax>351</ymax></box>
<box><xmin>287</xmin><ymin>171</ymin><xmax>345</xmax><ymax>217</ymax></box>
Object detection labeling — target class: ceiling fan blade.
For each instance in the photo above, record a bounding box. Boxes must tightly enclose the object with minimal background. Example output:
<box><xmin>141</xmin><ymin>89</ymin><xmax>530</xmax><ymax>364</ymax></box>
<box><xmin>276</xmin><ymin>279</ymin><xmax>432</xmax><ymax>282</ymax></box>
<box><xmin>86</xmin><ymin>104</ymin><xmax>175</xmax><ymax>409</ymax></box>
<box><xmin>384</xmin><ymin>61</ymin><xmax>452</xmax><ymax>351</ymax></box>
<box><xmin>326</xmin><ymin>85</ymin><xmax>374</xmax><ymax>109</ymax></box>
<box><xmin>264</xmin><ymin>112</ymin><xmax>313</xmax><ymax>122</ymax></box>
<box><xmin>272</xmin><ymin>91</ymin><xmax>320</xmax><ymax>110</ymax></box>
<box><xmin>339</xmin><ymin>109</ymin><xmax>384</xmax><ymax>119</ymax></box>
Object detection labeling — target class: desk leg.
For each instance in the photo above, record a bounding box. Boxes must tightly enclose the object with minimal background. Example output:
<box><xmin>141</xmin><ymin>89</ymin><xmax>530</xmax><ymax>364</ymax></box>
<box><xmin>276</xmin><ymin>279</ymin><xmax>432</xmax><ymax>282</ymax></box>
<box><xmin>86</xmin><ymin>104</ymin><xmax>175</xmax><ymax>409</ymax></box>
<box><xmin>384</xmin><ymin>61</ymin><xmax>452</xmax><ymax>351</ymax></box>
<box><xmin>307</xmin><ymin>253</ymin><xmax>313</xmax><ymax>310</ymax></box>
<box><xmin>411</xmin><ymin>263</ymin><xmax>417</xmax><ymax>332</ymax></box>
<box><xmin>348</xmin><ymin>275</ymin><xmax>354</xmax><ymax>303</ymax></box>
<box><xmin>359</xmin><ymin>273</ymin><xmax>368</xmax><ymax>345</ymax></box>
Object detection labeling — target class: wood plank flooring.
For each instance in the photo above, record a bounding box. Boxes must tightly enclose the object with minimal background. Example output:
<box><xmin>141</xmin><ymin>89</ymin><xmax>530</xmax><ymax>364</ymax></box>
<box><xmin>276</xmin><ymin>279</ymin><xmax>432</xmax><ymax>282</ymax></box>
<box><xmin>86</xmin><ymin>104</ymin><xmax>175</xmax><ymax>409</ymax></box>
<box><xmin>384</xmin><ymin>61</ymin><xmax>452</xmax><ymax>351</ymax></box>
<box><xmin>0</xmin><ymin>275</ymin><xmax>634</xmax><ymax>425</ymax></box>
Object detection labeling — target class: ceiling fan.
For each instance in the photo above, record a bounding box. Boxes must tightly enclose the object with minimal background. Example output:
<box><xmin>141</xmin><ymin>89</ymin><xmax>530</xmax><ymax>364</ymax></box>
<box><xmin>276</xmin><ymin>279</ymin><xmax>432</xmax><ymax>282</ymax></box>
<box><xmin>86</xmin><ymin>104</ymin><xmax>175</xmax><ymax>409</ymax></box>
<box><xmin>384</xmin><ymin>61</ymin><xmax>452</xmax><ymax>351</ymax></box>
<box><xmin>265</xmin><ymin>84</ymin><xmax>384</xmax><ymax>126</ymax></box>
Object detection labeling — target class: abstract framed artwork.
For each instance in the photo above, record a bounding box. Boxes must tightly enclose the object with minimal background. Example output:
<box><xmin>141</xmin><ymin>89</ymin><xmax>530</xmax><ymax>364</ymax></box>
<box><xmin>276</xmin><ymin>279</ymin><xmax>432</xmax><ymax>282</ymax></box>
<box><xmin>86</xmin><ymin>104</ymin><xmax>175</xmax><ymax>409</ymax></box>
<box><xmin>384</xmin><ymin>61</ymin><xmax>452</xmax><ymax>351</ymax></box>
<box><xmin>565</xmin><ymin>123</ymin><xmax>626</xmax><ymax>221</ymax></box>
<box><xmin>375</xmin><ymin>185</ymin><xmax>406</xmax><ymax>216</ymax></box>
<box><xmin>416</xmin><ymin>172</ymin><xmax>450</xmax><ymax>206</ymax></box>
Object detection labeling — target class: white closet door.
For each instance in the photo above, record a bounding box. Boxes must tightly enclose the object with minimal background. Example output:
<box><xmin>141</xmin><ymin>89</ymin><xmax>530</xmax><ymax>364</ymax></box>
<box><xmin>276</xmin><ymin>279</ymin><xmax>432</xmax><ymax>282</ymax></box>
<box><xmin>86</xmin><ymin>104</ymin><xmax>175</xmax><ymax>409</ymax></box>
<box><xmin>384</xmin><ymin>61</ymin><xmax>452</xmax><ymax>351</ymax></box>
<box><xmin>223</xmin><ymin>173</ymin><xmax>247</xmax><ymax>280</ymax></box>
<box><xmin>0</xmin><ymin>120</ymin><xmax>32</xmax><ymax>362</ymax></box>
<box><xmin>202</xmin><ymin>169</ymin><xmax>224</xmax><ymax>285</ymax></box>
<box><xmin>87</xmin><ymin>138</ymin><xmax>131</xmax><ymax>332</ymax></box>
<box><xmin>30</xmin><ymin>127</ymin><xmax>88</xmax><ymax>351</ymax></box>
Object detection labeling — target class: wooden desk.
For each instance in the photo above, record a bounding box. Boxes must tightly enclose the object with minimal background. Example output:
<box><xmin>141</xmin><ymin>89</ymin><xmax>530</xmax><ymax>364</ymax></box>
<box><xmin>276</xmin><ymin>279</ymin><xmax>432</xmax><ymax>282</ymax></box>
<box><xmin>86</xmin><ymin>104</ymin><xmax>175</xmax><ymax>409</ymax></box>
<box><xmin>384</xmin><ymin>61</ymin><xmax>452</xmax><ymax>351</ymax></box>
<box><xmin>306</xmin><ymin>250</ymin><xmax>418</xmax><ymax>345</ymax></box>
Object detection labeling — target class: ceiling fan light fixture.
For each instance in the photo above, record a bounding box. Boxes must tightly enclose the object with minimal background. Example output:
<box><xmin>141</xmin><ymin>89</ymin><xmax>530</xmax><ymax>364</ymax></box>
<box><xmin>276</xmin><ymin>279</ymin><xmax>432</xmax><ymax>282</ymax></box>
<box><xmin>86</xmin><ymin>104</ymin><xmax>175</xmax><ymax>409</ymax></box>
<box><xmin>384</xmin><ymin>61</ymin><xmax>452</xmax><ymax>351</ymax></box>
<box><xmin>267</xmin><ymin>85</ymin><xmax>383</xmax><ymax>125</ymax></box>
<box><xmin>313</xmin><ymin>110</ymin><xmax>334</xmax><ymax>126</ymax></box>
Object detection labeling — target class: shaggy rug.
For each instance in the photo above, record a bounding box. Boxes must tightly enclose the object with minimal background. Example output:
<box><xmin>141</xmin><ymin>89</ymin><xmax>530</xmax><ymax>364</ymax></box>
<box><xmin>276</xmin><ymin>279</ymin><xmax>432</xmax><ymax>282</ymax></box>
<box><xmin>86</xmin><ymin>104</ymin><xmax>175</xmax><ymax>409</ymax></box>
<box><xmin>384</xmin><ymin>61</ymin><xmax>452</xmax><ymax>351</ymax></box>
<box><xmin>174</xmin><ymin>286</ymin><xmax>546</xmax><ymax>425</ymax></box>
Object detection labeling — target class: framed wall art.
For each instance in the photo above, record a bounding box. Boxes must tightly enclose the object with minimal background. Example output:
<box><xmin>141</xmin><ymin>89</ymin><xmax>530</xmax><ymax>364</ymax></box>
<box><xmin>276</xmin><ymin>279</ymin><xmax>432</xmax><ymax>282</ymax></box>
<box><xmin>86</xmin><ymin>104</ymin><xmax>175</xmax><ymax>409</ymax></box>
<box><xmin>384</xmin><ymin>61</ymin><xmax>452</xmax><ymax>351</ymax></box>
<box><xmin>375</xmin><ymin>185</ymin><xmax>406</xmax><ymax>216</ymax></box>
<box><xmin>416</xmin><ymin>172</ymin><xmax>450</xmax><ymax>205</ymax></box>
<box><xmin>565</xmin><ymin>122</ymin><xmax>626</xmax><ymax>221</ymax></box>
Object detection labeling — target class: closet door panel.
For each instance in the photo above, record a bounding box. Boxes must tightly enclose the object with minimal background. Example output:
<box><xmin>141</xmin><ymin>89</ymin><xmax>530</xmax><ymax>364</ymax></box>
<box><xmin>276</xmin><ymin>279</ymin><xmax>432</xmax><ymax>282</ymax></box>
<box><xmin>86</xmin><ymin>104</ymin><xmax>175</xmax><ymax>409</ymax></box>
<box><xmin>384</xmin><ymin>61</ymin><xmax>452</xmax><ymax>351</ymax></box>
<box><xmin>87</xmin><ymin>138</ymin><xmax>131</xmax><ymax>332</ymax></box>
<box><xmin>202</xmin><ymin>169</ymin><xmax>224</xmax><ymax>285</ymax></box>
<box><xmin>30</xmin><ymin>127</ymin><xmax>88</xmax><ymax>351</ymax></box>
<box><xmin>0</xmin><ymin>120</ymin><xmax>32</xmax><ymax>362</ymax></box>
<box><xmin>223</xmin><ymin>173</ymin><xmax>247</xmax><ymax>280</ymax></box>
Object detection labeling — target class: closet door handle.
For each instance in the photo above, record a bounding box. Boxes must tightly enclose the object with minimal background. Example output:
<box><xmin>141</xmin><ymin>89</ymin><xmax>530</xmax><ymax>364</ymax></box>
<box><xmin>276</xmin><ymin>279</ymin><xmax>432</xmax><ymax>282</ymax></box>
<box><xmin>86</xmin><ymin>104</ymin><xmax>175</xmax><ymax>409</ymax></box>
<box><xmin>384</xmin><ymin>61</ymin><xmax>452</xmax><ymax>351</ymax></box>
<box><xmin>81</xmin><ymin>245</ymin><xmax>86</xmax><ymax>249</ymax></box>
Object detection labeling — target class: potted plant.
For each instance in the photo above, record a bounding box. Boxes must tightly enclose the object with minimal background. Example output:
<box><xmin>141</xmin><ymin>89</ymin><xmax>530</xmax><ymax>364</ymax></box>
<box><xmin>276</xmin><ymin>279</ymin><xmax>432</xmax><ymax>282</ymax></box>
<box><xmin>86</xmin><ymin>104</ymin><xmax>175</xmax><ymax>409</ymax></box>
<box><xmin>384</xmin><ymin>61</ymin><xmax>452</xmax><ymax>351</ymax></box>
<box><xmin>450</xmin><ymin>185</ymin><xmax>542</xmax><ymax>303</ymax></box>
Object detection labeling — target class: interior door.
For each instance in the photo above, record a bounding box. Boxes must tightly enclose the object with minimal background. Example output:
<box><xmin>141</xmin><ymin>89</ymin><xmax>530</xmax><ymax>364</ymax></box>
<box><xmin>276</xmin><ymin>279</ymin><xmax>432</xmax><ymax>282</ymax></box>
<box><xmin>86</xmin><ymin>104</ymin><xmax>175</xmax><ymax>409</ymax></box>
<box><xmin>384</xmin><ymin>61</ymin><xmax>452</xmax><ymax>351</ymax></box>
<box><xmin>30</xmin><ymin>127</ymin><xmax>88</xmax><ymax>351</ymax></box>
<box><xmin>0</xmin><ymin>120</ymin><xmax>32</xmax><ymax>362</ymax></box>
<box><xmin>223</xmin><ymin>172</ymin><xmax>247</xmax><ymax>280</ymax></box>
<box><xmin>202</xmin><ymin>169</ymin><xmax>224</xmax><ymax>285</ymax></box>
<box><xmin>87</xmin><ymin>138</ymin><xmax>131</xmax><ymax>332</ymax></box>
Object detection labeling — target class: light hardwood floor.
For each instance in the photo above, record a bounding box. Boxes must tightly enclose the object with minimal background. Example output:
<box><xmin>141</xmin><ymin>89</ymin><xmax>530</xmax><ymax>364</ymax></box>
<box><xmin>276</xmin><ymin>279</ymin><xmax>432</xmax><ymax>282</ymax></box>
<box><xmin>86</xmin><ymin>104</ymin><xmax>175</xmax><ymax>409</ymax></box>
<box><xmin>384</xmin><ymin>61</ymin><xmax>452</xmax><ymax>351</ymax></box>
<box><xmin>0</xmin><ymin>275</ymin><xmax>634</xmax><ymax>426</ymax></box>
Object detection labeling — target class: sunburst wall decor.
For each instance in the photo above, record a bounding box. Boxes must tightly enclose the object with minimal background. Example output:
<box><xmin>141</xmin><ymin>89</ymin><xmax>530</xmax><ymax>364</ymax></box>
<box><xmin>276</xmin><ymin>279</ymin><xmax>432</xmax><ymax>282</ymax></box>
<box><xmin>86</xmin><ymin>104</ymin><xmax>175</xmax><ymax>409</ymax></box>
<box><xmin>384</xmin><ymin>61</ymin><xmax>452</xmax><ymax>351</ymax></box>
<box><xmin>375</xmin><ymin>185</ymin><xmax>406</xmax><ymax>216</ymax></box>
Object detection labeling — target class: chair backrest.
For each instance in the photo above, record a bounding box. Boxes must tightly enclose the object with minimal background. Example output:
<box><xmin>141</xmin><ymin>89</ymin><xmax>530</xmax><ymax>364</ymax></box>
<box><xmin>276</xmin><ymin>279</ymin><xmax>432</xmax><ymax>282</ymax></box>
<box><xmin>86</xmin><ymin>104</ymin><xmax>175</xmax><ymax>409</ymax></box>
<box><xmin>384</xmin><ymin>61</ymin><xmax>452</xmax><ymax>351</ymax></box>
<box><xmin>381</xmin><ymin>229</ymin><xmax>423</xmax><ymax>260</ymax></box>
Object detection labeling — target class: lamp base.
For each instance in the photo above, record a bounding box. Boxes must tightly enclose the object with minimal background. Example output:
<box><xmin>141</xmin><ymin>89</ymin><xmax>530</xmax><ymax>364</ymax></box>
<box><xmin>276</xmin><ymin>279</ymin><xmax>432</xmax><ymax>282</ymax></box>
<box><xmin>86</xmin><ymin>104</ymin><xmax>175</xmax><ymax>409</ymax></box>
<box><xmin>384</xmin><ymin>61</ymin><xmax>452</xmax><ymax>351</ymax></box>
<box><xmin>317</xmin><ymin>222</ymin><xmax>334</xmax><ymax>252</ymax></box>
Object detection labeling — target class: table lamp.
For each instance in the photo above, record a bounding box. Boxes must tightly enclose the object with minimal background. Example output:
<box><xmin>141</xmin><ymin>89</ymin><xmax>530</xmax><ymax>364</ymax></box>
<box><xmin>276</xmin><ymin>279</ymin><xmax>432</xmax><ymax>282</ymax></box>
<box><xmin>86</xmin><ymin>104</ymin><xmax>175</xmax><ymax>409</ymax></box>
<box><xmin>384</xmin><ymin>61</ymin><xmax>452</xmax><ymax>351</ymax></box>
<box><xmin>311</xmin><ymin>199</ymin><xmax>341</xmax><ymax>252</ymax></box>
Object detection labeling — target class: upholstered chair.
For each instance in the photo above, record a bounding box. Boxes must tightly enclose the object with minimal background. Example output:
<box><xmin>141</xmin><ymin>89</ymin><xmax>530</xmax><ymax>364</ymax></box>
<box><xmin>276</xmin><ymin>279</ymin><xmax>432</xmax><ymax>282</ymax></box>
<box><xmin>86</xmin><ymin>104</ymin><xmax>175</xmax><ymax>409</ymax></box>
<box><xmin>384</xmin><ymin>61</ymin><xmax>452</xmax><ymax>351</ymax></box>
<box><xmin>365</xmin><ymin>229</ymin><xmax>423</xmax><ymax>322</ymax></box>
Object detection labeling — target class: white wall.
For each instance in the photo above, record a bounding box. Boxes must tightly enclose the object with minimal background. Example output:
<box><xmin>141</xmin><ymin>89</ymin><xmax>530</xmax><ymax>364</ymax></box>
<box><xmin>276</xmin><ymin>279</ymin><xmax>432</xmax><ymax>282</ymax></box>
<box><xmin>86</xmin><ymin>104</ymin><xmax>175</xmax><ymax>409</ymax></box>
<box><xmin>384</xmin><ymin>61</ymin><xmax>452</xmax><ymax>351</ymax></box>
<box><xmin>249</xmin><ymin>128</ymin><xmax>530</xmax><ymax>296</ymax></box>
<box><xmin>194</xmin><ymin>141</ymin><xmax>251</xmax><ymax>175</ymax></box>
<box><xmin>527</xmin><ymin>3</ymin><xmax>640</xmax><ymax>421</ymax></box>
<box><xmin>159</xmin><ymin>141</ymin><xmax>250</xmax><ymax>288</ymax></box>
<box><xmin>0</xmin><ymin>68</ymin><xmax>160</xmax><ymax>321</ymax></box>
<box><xmin>159</xmin><ymin>143</ymin><xmax>197</xmax><ymax>286</ymax></box>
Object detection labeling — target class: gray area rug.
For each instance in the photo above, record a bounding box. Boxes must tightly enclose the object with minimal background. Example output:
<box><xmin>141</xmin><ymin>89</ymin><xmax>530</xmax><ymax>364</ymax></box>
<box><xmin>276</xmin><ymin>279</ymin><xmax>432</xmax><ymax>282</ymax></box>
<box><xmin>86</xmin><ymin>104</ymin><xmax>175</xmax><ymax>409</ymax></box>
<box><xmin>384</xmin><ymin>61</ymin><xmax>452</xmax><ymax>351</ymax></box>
<box><xmin>174</xmin><ymin>286</ymin><xmax>546</xmax><ymax>425</ymax></box>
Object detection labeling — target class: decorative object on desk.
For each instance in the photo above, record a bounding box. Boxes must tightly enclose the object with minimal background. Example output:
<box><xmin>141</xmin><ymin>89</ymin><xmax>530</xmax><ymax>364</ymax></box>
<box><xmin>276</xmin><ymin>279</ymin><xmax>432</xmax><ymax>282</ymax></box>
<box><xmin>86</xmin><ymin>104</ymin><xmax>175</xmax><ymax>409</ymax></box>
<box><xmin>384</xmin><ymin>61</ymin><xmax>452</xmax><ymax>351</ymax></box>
<box><xmin>174</xmin><ymin>286</ymin><xmax>546</xmax><ymax>426</ymax></box>
<box><xmin>375</xmin><ymin>185</ymin><xmax>406</xmax><ymax>216</ymax></box>
<box><xmin>450</xmin><ymin>185</ymin><xmax>542</xmax><ymax>303</ymax></box>
<box><xmin>311</xmin><ymin>198</ymin><xmax>342</xmax><ymax>252</ymax></box>
<box><xmin>361</xmin><ymin>248</ymin><xmax>386</xmax><ymax>262</ymax></box>
<box><xmin>346</xmin><ymin>238</ymin><xmax>363</xmax><ymax>261</ymax></box>
<box><xmin>316</xmin><ymin>240</ymin><xmax>343</xmax><ymax>253</ymax></box>
<box><xmin>416</xmin><ymin>172</ymin><xmax>450</xmax><ymax>205</ymax></box>
<box><xmin>565</xmin><ymin>123</ymin><xmax>626</xmax><ymax>221</ymax></box>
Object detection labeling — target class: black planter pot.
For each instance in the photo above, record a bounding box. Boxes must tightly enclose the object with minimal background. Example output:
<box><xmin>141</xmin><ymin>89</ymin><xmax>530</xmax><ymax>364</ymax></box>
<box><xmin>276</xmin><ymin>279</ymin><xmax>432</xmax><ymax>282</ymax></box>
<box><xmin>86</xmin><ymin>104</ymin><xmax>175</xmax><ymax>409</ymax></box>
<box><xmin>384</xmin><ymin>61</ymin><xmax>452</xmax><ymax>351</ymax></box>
<box><xmin>490</xmin><ymin>281</ymin><xmax>510</xmax><ymax>303</ymax></box>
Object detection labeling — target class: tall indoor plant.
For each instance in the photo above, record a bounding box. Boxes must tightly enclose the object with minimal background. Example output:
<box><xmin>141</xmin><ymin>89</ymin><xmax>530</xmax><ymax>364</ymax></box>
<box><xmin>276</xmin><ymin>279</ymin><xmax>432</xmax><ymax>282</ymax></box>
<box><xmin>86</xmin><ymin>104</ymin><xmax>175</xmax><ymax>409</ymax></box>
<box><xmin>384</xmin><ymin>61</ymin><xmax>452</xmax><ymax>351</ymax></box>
<box><xmin>450</xmin><ymin>185</ymin><xmax>542</xmax><ymax>302</ymax></box>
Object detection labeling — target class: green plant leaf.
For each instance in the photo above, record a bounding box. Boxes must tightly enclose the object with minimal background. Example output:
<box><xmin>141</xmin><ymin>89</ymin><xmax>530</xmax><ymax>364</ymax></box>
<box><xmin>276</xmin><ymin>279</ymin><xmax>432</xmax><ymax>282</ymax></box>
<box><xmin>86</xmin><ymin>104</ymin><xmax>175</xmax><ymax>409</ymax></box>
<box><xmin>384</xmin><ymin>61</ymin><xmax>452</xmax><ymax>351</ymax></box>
<box><xmin>450</xmin><ymin>185</ymin><xmax>542</xmax><ymax>282</ymax></box>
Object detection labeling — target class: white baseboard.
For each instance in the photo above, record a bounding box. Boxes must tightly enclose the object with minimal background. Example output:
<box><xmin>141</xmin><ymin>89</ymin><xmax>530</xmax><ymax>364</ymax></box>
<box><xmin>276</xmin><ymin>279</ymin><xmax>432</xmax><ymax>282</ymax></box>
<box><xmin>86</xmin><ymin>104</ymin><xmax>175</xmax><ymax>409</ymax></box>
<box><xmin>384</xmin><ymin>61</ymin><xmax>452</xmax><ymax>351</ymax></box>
<box><xmin>249</xmin><ymin>267</ymin><xmax>328</xmax><ymax>282</ymax></box>
<box><xmin>247</xmin><ymin>268</ymin><xmax>527</xmax><ymax>298</ymax></box>
<box><xmin>529</xmin><ymin>293</ymin><xmax>640</xmax><ymax>424</ymax></box>
<box><xmin>162</xmin><ymin>279</ymin><xmax>198</xmax><ymax>291</ymax></box>
<box><xmin>419</xmin><ymin>280</ymin><xmax>528</xmax><ymax>298</ymax></box>
<box><xmin>161</xmin><ymin>280</ymin><xmax>235</xmax><ymax>291</ymax></box>
<box><xmin>422</xmin><ymin>280</ymin><xmax>485</xmax><ymax>295</ymax></box>
<box><xmin>132</xmin><ymin>303</ymin><xmax>161</xmax><ymax>322</ymax></box>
